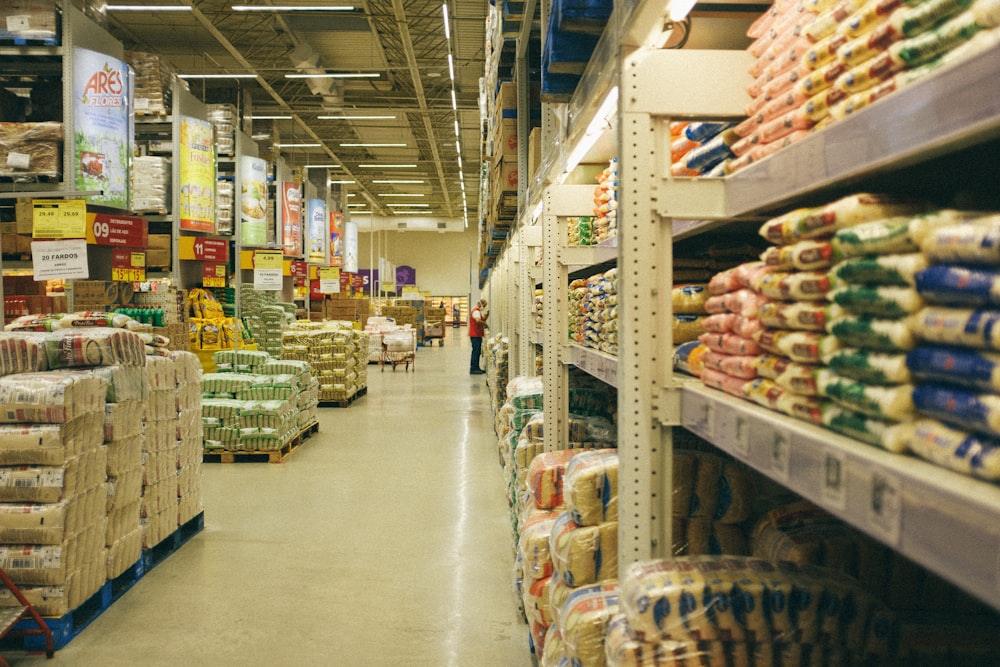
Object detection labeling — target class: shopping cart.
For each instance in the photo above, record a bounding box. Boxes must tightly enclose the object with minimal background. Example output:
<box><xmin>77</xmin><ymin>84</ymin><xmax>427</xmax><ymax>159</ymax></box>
<box><xmin>381</xmin><ymin>328</ymin><xmax>416</xmax><ymax>371</ymax></box>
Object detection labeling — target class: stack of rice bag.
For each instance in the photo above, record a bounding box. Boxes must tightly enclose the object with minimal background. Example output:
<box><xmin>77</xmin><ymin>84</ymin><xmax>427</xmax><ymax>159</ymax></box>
<box><xmin>732</xmin><ymin>0</ymin><xmax>1000</xmax><ymax>173</ymax></box>
<box><xmin>605</xmin><ymin>555</ymin><xmax>898</xmax><ymax>666</ymax></box>
<box><xmin>519</xmin><ymin>448</ymin><xmax>620</xmax><ymax>665</ymax></box>
<box><xmin>672</xmin><ymin>450</ymin><xmax>754</xmax><ymax>556</ymax></box>
<box><xmin>281</xmin><ymin>322</ymin><xmax>366</xmax><ymax>404</ymax></box>
<box><xmin>593</xmin><ymin>159</ymin><xmax>618</xmax><ymax>243</ymax></box>
<box><xmin>670</xmin><ymin>122</ymin><xmax>738</xmax><ymax>178</ymax></box>
<box><xmin>568</xmin><ymin>269</ymin><xmax>619</xmax><ymax>354</ymax></box>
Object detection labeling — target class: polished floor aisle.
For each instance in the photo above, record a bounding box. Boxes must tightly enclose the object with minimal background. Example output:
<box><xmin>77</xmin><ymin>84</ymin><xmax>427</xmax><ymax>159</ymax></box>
<box><xmin>11</xmin><ymin>334</ymin><xmax>532</xmax><ymax>666</ymax></box>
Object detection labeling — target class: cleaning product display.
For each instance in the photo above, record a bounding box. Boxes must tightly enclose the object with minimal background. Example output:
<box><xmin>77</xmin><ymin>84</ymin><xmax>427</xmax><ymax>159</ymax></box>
<box><xmin>203</xmin><ymin>349</ymin><xmax>318</xmax><ymax>451</ymax></box>
<box><xmin>281</xmin><ymin>321</ymin><xmax>366</xmax><ymax>404</ymax></box>
<box><xmin>730</xmin><ymin>0</ymin><xmax>1000</xmax><ymax>173</ymax></box>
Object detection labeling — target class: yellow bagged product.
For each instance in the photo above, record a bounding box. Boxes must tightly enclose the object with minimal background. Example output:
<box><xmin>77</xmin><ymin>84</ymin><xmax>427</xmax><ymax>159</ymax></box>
<box><xmin>550</xmin><ymin>511</ymin><xmax>618</xmax><ymax>587</ymax></box>
<box><xmin>561</xmin><ymin>585</ymin><xmax>621</xmax><ymax>667</ymax></box>
<box><xmin>565</xmin><ymin>449</ymin><xmax>619</xmax><ymax>526</ymax></box>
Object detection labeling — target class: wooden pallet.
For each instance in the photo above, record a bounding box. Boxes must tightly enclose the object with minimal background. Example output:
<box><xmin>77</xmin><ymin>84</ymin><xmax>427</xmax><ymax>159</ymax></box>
<box><xmin>202</xmin><ymin>422</ymin><xmax>319</xmax><ymax>464</ymax></box>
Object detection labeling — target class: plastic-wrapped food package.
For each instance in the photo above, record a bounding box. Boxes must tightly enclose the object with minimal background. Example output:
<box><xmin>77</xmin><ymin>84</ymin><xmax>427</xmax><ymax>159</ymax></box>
<box><xmin>906</xmin><ymin>344</ymin><xmax>1000</xmax><ymax>392</ymax></box>
<box><xmin>560</xmin><ymin>585</ymin><xmax>621</xmax><ymax>667</ymax></box>
<box><xmin>527</xmin><ymin>450</ymin><xmax>576</xmax><ymax>510</ymax></box>
<box><xmin>897</xmin><ymin>418</ymin><xmax>1000</xmax><ymax>479</ymax></box>
<box><xmin>564</xmin><ymin>449</ymin><xmax>618</xmax><ymax>526</ymax></box>
<box><xmin>619</xmin><ymin>556</ymin><xmax>897</xmax><ymax>657</ymax></box>
<box><xmin>830</xmin><ymin>253</ymin><xmax>928</xmax><ymax>286</ymax></box>
<box><xmin>758</xmin><ymin>193</ymin><xmax>931</xmax><ymax>245</ymax></box>
<box><xmin>824</xmin><ymin>347</ymin><xmax>913</xmax><ymax>385</ymax></box>
<box><xmin>549</xmin><ymin>511</ymin><xmax>618</xmax><ymax>587</ymax></box>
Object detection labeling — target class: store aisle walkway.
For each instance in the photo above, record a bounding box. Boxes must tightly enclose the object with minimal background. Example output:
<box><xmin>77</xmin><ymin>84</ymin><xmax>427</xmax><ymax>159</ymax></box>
<box><xmin>11</xmin><ymin>335</ymin><xmax>531</xmax><ymax>667</ymax></box>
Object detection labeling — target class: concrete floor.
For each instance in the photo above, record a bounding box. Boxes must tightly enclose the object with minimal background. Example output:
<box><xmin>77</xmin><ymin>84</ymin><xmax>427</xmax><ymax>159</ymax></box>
<box><xmin>9</xmin><ymin>334</ymin><xmax>531</xmax><ymax>666</ymax></box>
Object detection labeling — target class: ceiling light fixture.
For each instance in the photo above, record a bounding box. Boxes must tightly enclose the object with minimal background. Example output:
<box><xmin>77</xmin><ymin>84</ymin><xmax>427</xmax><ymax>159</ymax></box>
<box><xmin>178</xmin><ymin>73</ymin><xmax>257</xmax><ymax>79</ymax></box>
<box><xmin>317</xmin><ymin>115</ymin><xmax>396</xmax><ymax>120</ymax></box>
<box><xmin>285</xmin><ymin>72</ymin><xmax>378</xmax><ymax>79</ymax></box>
<box><xmin>373</xmin><ymin>179</ymin><xmax>425</xmax><ymax>184</ymax></box>
<box><xmin>106</xmin><ymin>5</ymin><xmax>192</xmax><ymax>10</ymax></box>
<box><xmin>273</xmin><ymin>143</ymin><xmax>322</xmax><ymax>148</ymax></box>
<box><xmin>339</xmin><ymin>143</ymin><xmax>406</xmax><ymax>147</ymax></box>
<box><xmin>358</xmin><ymin>164</ymin><xmax>417</xmax><ymax>168</ymax></box>
<box><xmin>232</xmin><ymin>5</ymin><xmax>355</xmax><ymax>11</ymax></box>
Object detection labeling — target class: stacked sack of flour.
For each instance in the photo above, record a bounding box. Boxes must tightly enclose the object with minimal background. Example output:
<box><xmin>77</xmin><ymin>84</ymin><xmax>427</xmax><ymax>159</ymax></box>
<box><xmin>672</xmin><ymin>450</ymin><xmax>754</xmax><ymax>557</ymax></box>
<box><xmin>98</xmin><ymin>363</ymin><xmax>148</xmax><ymax>581</ymax></box>
<box><xmin>605</xmin><ymin>555</ymin><xmax>898</xmax><ymax>666</ymax></box>
<box><xmin>142</xmin><ymin>357</ymin><xmax>182</xmax><ymax>548</ymax></box>
<box><xmin>592</xmin><ymin>159</ymin><xmax>618</xmax><ymax>243</ymax></box>
<box><xmin>172</xmin><ymin>352</ymin><xmax>204</xmax><ymax>526</ymax></box>
<box><xmin>519</xmin><ymin>448</ymin><xmax>620</xmax><ymax>666</ymax></box>
<box><xmin>0</xmin><ymin>328</ymin><xmax>146</xmax><ymax>616</ymax></box>
<box><xmin>894</xmin><ymin>212</ymin><xmax>1000</xmax><ymax>479</ymax></box>
<box><xmin>731</xmin><ymin>0</ymin><xmax>1000</xmax><ymax>173</ymax></box>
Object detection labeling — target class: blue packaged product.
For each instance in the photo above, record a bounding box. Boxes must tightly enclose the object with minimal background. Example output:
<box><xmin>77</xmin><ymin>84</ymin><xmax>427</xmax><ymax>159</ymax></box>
<box><xmin>906</xmin><ymin>345</ymin><xmax>1000</xmax><ymax>392</ymax></box>
<box><xmin>915</xmin><ymin>264</ymin><xmax>1000</xmax><ymax>306</ymax></box>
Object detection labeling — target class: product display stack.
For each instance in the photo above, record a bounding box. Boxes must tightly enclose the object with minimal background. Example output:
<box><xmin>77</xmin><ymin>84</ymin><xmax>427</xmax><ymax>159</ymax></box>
<box><xmin>0</xmin><ymin>327</ymin><xmax>146</xmax><ymax>617</ymax></box>
<box><xmin>99</xmin><ymin>363</ymin><xmax>148</xmax><ymax>582</ymax></box>
<box><xmin>172</xmin><ymin>351</ymin><xmax>204</xmax><ymax>525</ymax></box>
<box><xmin>282</xmin><ymin>322</ymin><xmax>366</xmax><ymax>405</ymax></box>
<box><xmin>141</xmin><ymin>356</ymin><xmax>181</xmax><ymax>548</ymax></box>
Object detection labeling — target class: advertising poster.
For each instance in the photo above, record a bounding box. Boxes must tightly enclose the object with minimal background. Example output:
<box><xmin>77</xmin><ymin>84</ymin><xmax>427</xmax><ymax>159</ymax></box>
<box><xmin>329</xmin><ymin>211</ymin><xmax>344</xmax><ymax>267</ymax></box>
<box><xmin>281</xmin><ymin>182</ymin><xmax>302</xmax><ymax>256</ymax></box>
<box><xmin>178</xmin><ymin>116</ymin><xmax>216</xmax><ymax>232</ymax></box>
<box><xmin>241</xmin><ymin>156</ymin><xmax>268</xmax><ymax>246</ymax></box>
<box><xmin>73</xmin><ymin>48</ymin><xmax>129</xmax><ymax>208</ymax></box>
<box><xmin>344</xmin><ymin>220</ymin><xmax>358</xmax><ymax>273</ymax></box>
<box><xmin>306</xmin><ymin>199</ymin><xmax>327</xmax><ymax>263</ymax></box>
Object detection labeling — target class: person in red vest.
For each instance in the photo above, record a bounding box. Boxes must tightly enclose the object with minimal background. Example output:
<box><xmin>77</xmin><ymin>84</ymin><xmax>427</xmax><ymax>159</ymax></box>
<box><xmin>469</xmin><ymin>298</ymin><xmax>488</xmax><ymax>374</ymax></box>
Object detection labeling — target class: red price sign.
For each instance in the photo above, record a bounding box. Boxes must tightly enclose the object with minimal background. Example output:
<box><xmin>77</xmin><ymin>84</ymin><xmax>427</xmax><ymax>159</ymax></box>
<box><xmin>110</xmin><ymin>248</ymin><xmax>146</xmax><ymax>282</ymax></box>
<box><xmin>86</xmin><ymin>213</ymin><xmax>148</xmax><ymax>247</ymax></box>
<box><xmin>202</xmin><ymin>262</ymin><xmax>227</xmax><ymax>288</ymax></box>
<box><xmin>179</xmin><ymin>236</ymin><xmax>229</xmax><ymax>262</ymax></box>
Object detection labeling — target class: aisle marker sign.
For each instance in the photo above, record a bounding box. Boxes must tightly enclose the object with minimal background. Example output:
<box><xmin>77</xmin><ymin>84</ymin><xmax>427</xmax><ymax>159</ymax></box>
<box><xmin>32</xmin><ymin>200</ymin><xmax>87</xmax><ymax>239</ymax></box>
<box><xmin>319</xmin><ymin>267</ymin><xmax>340</xmax><ymax>294</ymax></box>
<box><xmin>253</xmin><ymin>250</ymin><xmax>284</xmax><ymax>290</ymax></box>
<box><xmin>30</xmin><ymin>239</ymin><xmax>88</xmax><ymax>281</ymax></box>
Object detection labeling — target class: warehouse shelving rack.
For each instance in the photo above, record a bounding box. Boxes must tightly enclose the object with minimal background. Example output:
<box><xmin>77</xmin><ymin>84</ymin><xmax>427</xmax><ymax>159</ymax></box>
<box><xmin>483</xmin><ymin>0</ymin><xmax>1000</xmax><ymax>613</ymax></box>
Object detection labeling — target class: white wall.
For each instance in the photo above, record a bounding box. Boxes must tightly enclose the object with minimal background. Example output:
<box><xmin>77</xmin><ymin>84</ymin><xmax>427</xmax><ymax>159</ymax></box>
<box><xmin>357</xmin><ymin>226</ymin><xmax>481</xmax><ymax>297</ymax></box>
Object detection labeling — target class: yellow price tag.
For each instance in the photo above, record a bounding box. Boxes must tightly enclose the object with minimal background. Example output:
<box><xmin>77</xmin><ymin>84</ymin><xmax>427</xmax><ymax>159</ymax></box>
<box><xmin>111</xmin><ymin>267</ymin><xmax>146</xmax><ymax>282</ymax></box>
<box><xmin>33</xmin><ymin>200</ymin><xmax>87</xmax><ymax>239</ymax></box>
<box><xmin>254</xmin><ymin>250</ymin><xmax>283</xmax><ymax>270</ymax></box>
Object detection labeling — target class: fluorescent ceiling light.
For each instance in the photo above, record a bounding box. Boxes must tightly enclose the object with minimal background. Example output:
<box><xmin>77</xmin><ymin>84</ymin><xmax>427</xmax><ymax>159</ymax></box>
<box><xmin>339</xmin><ymin>143</ymin><xmax>406</xmax><ymax>147</ymax></box>
<box><xmin>442</xmin><ymin>3</ymin><xmax>451</xmax><ymax>40</ymax></box>
<box><xmin>232</xmin><ymin>5</ymin><xmax>355</xmax><ymax>11</ymax></box>
<box><xmin>178</xmin><ymin>73</ymin><xmax>257</xmax><ymax>79</ymax></box>
<box><xmin>328</xmin><ymin>180</ymin><xmax>356</xmax><ymax>184</ymax></box>
<box><xmin>373</xmin><ymin>179</ymin><xmax>425</xmax><ymax>184</ymax></box>
<box><xmin>106</xmin><ymin>5</ymin><xmax>192</xmax><ymax>10</ymax></box>
<box><xmin>387</xmin><ymin>203</ymin><xmax>429</xmax><ymax>207</ymax></box>
<box><xmin>251</xmin><ymin>115</ymin><xmax>293</xmax><ymax>120</ymax></box>
<box><xmin>273</xmin><ymin>143</ymin><xmax>321</xmax><ymax>148</ymax></box>
<box><xmin>358</xmin><ymin>164</ymin><xmax>417</xmax><ymax>168</ymax></box>
<box><xmin>378</xmin><ymin>193</ymin><xmax>425</xmax><ymax>197</ymax></box>
<box><xmin>317</xmin><ymin>115</ymin><xmax>396</xmax><ymax>120</ymax></box>
<box><xmin>285</xmin><ymin>73</ymin><xmax>378</xmax><ymax>79</ymax></box>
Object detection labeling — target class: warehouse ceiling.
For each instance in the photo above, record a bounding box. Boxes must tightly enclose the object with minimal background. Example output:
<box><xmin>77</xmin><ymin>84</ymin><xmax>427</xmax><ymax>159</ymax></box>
<box><xmin>80</xmin><ymin>0</ymin><xmax>488</xmax><ymax>230</ymax></box>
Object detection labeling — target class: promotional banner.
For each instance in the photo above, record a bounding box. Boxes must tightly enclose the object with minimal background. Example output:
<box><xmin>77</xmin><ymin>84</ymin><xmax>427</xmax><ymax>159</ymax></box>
<box><xmin>306</xmin><ymin>199</ymin><xmax>327</xmax><ymax>263</ymax></box>
<box><xmin>344</xmin><ymin>220</ymin><xmax>358</xmax><ymax>273</ymax></box>
<box><xmin>281</xmin><ymin>182</ymin><xmax>302</xmax><ymax>257</ymax></box>
<box><xmin>329</xmin><ymin>211</ymin><xmax>344</xmax><ymax>267</ymax></box>
<box><xmin>178</xmin><ymin>116</ymin><xmax>216</xmax><ymax>232</ymax></box>
<box><xmin>73</xmin><ymin>48</ymin><xmax>129</xmax><ymax>208</ymax></box>
<box><xmin>241</xmin><ymin>156</ymin><xmax>268</xmax><ymax>246</ymax></box>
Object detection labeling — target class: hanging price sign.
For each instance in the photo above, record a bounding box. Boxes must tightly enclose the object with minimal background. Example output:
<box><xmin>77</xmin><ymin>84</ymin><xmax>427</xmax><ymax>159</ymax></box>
<box><xmin>110</xmin><ymin>248</ymin><xmax>146</xmax><ymax>282</ymax></box>
<box><xmin>32</xmin><ymin>200</ymin><xmax>87</xmax><ymax>239</ymax></box>
<box><xmin>202</xmin><ymin>262</ymin><xmax>227</xmax><ymax>288</ymax></box>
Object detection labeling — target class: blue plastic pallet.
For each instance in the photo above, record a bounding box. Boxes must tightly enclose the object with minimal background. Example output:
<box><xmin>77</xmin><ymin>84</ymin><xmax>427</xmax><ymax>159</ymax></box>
<box><xmin>5</xmin><ymin>512</ymin><xmax>204</xmax><ymax>653</ymax></box>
